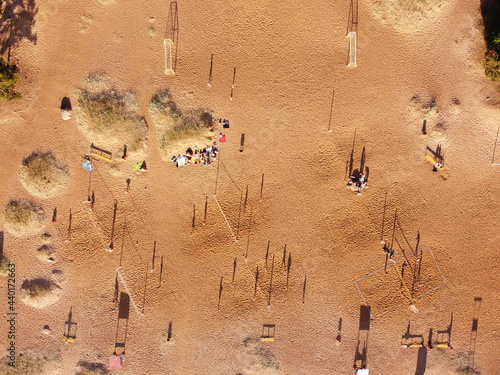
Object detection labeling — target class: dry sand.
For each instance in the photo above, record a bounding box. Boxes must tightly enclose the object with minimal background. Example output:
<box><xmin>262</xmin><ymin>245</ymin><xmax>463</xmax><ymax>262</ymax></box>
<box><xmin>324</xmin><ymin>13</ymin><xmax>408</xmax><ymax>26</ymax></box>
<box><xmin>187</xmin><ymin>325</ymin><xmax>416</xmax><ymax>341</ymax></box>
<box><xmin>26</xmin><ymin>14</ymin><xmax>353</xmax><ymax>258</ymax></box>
<box><xmin>0</xmin><ymin>0</ymin><xmax>499</xmax><ymax>374</ymax></box>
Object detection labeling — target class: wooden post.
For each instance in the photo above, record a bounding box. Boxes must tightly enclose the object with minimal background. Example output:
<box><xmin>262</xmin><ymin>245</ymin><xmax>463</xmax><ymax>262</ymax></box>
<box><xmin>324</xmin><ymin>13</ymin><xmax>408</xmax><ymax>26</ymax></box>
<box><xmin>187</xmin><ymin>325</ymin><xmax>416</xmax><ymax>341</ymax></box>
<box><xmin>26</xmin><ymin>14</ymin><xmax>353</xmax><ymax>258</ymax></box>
<box><xmin>239</xmin><ymin>133</ymin><xmax>245</xmax><ymax>152</ymax></box>
<box><xmin>327</xmin><ymin>89</ymin><xmax>335</xmax><ymax>132</ymax></box>
<box><xmin>207</xmin><ymin>54</ymin><xmax>214</xmax><ymax>87</ymax></box>
<box><xmin>68</xmin><ymin>208</ymin><xmax>72</xmax><ymax>240</ymax></box>
<box><xmin>245</xmin><ymin>206</ymin><xmax>253</xmax><ymax>262</ymax></box>
<box><xmin>158</xmin><ymin>256</ymin><xmax>164</xmax><ymax>288</ymax></box>
<box><xmin>151</xmin><ymin>241</ymin><xmax>156</xmax><ymax>272</ymax></box>
<box><xmin>253</xmin><ymin>266</ymin><xmax>259</xmax><ymax>300</ymax></box>
<box><xmin>286</xmin><ymin>253</ymin><xmax>292</xmax><ymax>289</ymax></box>
<box><xmin>265</xmin><ymin>240</ymin><xmax>270</xmax><ymax>270</ymax></box>
<box><xmin>281</xmin><ymin>244</ymin><xmax>287</xmax><ymax>269</ymax></box>
<box><xmin>191</xmin><ymin>204</ymin><xmax>196</xmax><ymax>234</ymax></box>
<box><xmin>302</xmin><ymin>275</ymin><xmax>307</xmax><ymax>304</ymax></box>
<box><xmin>230</xmin><ymin>67</ymin><xmax>236</xmax><ymax>100</ymax></box>
<box><xmin>267</xmin><ymin>255</ymin><xmax>275</xmax><ymax>311</ymax></box>
<box><xmin>218</xmin><ymin>276</ymin><xmax>223</xmax><ymax>312</ymax></box>
<box><xmin>232</xmin><ymin>257</ymin><xmax>237</xmax><ymax>285</ymax></box>
<box><xmin>243</xmin><ymin>185</ymin><xmax>249</xmax><ymax>214</ymax></box>
<box><xmin>203</xmin><ymin>196</ymin><xmax>208</xmax><ymax>224</ymax></box>
<box><xmin>90</xmin><ymin>190</ymin><xmax>95</xmax><ymax>211</ymax></box>
<box><xmin>109</xmin><ymin>199</ymin><xmax>118</xmax><ymax>250</ymax></box>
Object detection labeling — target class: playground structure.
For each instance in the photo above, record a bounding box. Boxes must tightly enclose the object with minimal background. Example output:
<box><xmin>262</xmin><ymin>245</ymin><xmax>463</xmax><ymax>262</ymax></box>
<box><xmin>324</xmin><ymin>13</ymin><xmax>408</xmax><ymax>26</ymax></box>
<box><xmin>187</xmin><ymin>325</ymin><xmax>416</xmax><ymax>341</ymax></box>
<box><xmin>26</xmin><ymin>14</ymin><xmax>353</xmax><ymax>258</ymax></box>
<box><xmin>164</xmin><ymin>1</ymin><xmax>178</xmax><ymax>75</ymax></box>
<box><xmin>261</xmin><ymin>324</ymin><xmax>275</xmax><ymax>342</ymax></box>
<box><xmin>346</xmin><ymin>0</ymin><xmax>358</xmax><ymax>68</ymax></box>
<box><xmin>90</xmin><ymin>143</ymin><xmax>112</xmax><ymax>162</ymax></box>
<box><xmin>355</xmin><ymin>246</ymin><xmax>447</xmax><ymax>318</ymax></box>
<box><xmin>164</xmin><ymin>39</ymin><xmax>175</xmax><ymax>75</ymax></box>
<box><xmin>400</xmin><ymin>323</ymin><xmax>424</xmax><ymax>348</ymax></box>
<box><xmin>425</xmin><ymin>144</ymin><xmax>444</xmax><ymax>169</ymax></box>
<box><xmin>61</xmin><ymin>307</ymin><xmax>77</xmax><ymax>343</ymax></box>
<box><xmin>347</xmin><ymin>32</ymin><xmax>357</xmax><ymax>67</ymax></box>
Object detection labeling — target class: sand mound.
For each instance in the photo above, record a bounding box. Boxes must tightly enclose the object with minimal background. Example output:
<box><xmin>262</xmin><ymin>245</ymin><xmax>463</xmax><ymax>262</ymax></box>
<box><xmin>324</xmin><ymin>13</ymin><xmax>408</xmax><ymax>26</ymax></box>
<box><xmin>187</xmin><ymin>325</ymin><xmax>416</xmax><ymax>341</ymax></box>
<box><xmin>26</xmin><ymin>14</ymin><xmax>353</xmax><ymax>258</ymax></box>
<box><xmin>239</xmin><ymin>337</ymin><xmax>281</xmax><ymax>375</ymax></box>
<box><xmin>20</xmin><ymin>151</ymin><xmax>69</xmax><ymax>198</ymax></box>
<box><xmin>20</xmin><ymin>278</ymin><xmax>62</xmax><ymax>308</ymax></box>
<box><xmin>367</xmin><ymin>0</ymin><xmax>449</xmax><ymax>32</ymax></box>
<box><xmin>36</xmin><ymin>244</ymin><xmax>55</xmax><ymax>262</ymax></box>
<box><xmin>76</xmin><ymin>74</ymin><xmax>148</xmax><ymax>156</ymax></box>
<box><xmin>4</xmin><ymin>200</ymin><xmax>45</xmax><ymax>237</ymax></box>
<box><xmin>148</xmin><ymin>89</ymin><xmax>216</xmax><ymax>158</ymax></box>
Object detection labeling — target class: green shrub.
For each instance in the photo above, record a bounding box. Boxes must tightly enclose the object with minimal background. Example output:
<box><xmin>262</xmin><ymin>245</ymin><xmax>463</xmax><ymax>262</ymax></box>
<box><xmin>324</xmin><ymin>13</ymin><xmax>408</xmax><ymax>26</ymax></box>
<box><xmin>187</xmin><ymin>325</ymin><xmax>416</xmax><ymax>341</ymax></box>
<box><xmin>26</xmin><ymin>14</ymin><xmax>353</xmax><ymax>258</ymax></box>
<box><xmin>0</xmin><ymin>58</ymin><xmax>22</xmax><ymax>101</ymax></box>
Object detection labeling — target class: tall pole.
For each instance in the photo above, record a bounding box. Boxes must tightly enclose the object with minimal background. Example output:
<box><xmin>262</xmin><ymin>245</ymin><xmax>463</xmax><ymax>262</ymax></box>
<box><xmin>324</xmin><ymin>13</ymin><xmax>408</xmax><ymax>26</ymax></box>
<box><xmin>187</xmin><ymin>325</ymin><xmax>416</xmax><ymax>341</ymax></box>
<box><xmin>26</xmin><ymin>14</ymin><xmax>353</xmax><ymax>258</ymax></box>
<box><xmin>327</xmin><ymin>89</ymin><xmax>335</xmax><ymax>132</ymax></box>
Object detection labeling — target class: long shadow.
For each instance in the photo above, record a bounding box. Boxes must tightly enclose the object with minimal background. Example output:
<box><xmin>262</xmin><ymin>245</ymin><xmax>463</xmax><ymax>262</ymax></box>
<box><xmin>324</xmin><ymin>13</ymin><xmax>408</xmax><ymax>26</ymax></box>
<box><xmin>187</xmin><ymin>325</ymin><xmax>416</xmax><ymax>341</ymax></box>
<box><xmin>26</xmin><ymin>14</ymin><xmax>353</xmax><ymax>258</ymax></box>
<box><xmin>414</xmin><ymin>346</ymin><xmax>427</xmax><ymax>375</ymax></box>
<box><xmin>432</xmin><ymin>313</ymin><xmax>453</xmax><ymax>348</ymax></box>
<box><xmin>114</xmin><ymin>292</ymin><xmax>130</xmax><ymax>355</ymax></box>
<box><xmin>64</xmin><ymin>306</ymin><xmax>77</xmax><ymax>339</ymax></box>
<box><xmin>467</xmin><ymin>297</ymin><xmax>482</xmax><ymax>371</ymax></box>
<box><xmin>165</xmin><ymin>1</ymin><xmax>179</xmax><ymax>71</ymax></box>
<box><xmin>0</xmin><ymin>0</ymin><xmax>38</xmax><ymax>60</ymax></box>
<box><xmin>353</xmin><ymin>305</ymin><xmax>370</xmax><ymax>370</ymax></box>
<box><xmin>401</xmin><ymin>321</ymin><xmax>424</xmax><ymax>347</ymax></box>
<box><xmin>359</xmin><ymin>147</ymin><xmax>366</xmax><ymax>175</ymax></box>
<box><xmin>61</xmin><ymin>97</ymin><xmax>71</xmax><ymax>111</ymax></box>
<box><xmin>0</xmin><ymin>231</ymin><xmax>3</xmax><ymax>260</ymax></box>
<box><xmin>166</xmin><ymin>321</ymin><xmax>173</xmax><ymax>341</ymax></box>
<box><xmin>346</xmin><ymin>0</ymin><xmax>358</xmax><ymax>35</ymax></box>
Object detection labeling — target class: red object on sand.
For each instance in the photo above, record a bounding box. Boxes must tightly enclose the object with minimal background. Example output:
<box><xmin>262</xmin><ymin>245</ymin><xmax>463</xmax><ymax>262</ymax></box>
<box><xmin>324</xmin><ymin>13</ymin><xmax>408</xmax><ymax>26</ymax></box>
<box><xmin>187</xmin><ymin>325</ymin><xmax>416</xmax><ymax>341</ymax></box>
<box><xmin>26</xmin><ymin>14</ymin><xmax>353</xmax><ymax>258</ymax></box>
<box><xmin>219</xmin><ymin>134</ymin><xmax>226</xmax><ymax>142</ymax></box>
<box><xmin>109</xmin><ymin>356</ymin><xmax>121</xmax><ymax>369</ymax></box>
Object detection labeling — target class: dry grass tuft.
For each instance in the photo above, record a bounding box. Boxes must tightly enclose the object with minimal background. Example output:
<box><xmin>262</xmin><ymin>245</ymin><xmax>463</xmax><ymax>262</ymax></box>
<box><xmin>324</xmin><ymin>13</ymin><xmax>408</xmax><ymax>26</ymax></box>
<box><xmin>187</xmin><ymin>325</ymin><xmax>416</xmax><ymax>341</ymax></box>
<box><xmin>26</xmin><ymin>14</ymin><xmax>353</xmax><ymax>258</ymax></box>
<box><xmin>367</xmin><ymin>0</ymin><xmax>449</xmax><ymax>32</ymax></box>
<box><xmin>148</xmin><ymin>89</ymin><xmax>216</xmax><ymax>157</ymax></box>
<box><xmin>4</xmin><ymin>200</ymin><xmax>45</xmax><ymax>237</ymax></box>
<box><xmin>76</xmin><ymin>362</ymin><xmax>109</xmax><ymax>375</ymax></box>
<box><xmin>20</xmin><ymin>278</ymin><xmax>61</xmax><ymax>308</ymax></box>
<box><xmin>0</xmin><ymin>255</ymin><xmax>9</xmax><ymax>276</ymax></box>
<box><xmin>76</xmin><ymin>74</ymin><xmax>148</xmax><ymax>155</ymax></box>
<box><xmin>0</xmin><ymin>348</ymin><xmax>60</xmax><ymax>375</ymax></box>
<box><xmin>20</xmin><ymin>151</ymin><xmax>69</xmax><ymax>198</ymax></box>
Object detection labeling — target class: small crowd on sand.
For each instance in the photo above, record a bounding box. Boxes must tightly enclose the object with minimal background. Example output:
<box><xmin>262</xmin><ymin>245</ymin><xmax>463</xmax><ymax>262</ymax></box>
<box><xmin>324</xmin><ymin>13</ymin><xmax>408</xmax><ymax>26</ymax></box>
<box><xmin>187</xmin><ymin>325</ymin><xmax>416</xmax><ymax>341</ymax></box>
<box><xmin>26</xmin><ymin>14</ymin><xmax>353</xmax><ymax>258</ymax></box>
<box><xmin>171</xmin><ymin>142</ymin><xmax>219</xmax><ymax>167</ymax></box>
<box><xmin>347</xmin><ymin>174</ymin><xmax>368</xmax><ymax>195</ymax></box>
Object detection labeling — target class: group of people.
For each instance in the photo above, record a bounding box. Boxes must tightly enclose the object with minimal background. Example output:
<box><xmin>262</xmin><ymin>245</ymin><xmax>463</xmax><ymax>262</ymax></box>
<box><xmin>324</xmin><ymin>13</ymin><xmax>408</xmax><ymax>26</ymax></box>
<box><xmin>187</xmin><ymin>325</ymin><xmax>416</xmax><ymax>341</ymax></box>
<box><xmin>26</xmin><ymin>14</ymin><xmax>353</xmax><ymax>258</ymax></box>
<box><xmin>171</xmin><ymin>143</ymin><xmax>219</xmax><ymax>167</ymax></box>
<box><xmin>347</xmin><ymin>174</ymin><xmax>368</xmax><ymax>194</ymax></box>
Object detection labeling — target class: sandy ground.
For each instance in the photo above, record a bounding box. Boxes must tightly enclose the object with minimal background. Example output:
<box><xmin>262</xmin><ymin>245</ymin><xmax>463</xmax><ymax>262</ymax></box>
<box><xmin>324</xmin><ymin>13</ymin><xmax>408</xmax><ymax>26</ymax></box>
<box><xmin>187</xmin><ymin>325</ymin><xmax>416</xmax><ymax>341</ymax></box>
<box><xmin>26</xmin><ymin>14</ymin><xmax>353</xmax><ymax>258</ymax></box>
<box><xmin>1</xmin><ymin>0</ymin><xmax>499</xmax><ymax>374</ymax></box>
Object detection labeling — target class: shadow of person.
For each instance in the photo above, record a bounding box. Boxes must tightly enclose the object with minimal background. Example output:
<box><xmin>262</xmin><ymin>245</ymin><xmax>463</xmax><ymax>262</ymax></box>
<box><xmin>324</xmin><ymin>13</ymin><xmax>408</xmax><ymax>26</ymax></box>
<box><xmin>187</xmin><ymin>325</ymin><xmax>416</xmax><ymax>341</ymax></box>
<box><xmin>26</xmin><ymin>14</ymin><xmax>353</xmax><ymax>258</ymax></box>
<box><xmin>61</xmin><ymin>97</ymin><xmax>72</xmax><ymax>110</ymax></box>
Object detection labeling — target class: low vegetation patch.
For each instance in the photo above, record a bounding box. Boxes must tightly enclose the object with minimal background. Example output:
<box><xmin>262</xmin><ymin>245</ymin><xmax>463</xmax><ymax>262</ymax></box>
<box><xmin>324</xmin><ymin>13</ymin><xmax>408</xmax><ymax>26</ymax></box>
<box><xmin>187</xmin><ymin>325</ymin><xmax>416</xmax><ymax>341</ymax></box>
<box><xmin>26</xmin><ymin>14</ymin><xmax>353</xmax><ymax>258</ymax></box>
<box><xmin>76</xmin><ymin>361</ymin><xmax>109</xmax><ymax>375</ymax></box>
<box><xmin>21</xmin><ymin>278</ymin><xmax>61</xmax><ymax>308</ymax></box>
<box><xmin>481</xmin><ymin>0</ymin><xmax>500</xmax><ymax>81</ymax></box>
<box><xmin>367</xmin><ymin>0</ymin><xmax>448</xmax><ymax>32</ymax></box>
<box><xmin>0</xmin><ymin>58</ymin><xmax>22</xmax><ymax>101</ymax></box>
<box><xmin>4</xmin><ymin>200</ymin><xmax>45</xmax><ymax>237</ymax></box>
<box><xmin>76</xmin><ymin>74</ymin><xmax>148</xmax><ymax>154</ymax></box>
<box><xmin>20</xmin><ymin>151</ymin><xmax>69</xmax><ymax>198</ymax></box>
<box><xmin>0</xmin><ymin>348</ymin><xmax>60</xmax><ymax>374</ymax></box>
<box><xmin>149</xmin><ymin>89</ymin><xmax>215</xmax><ymax>157</ymax></box>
